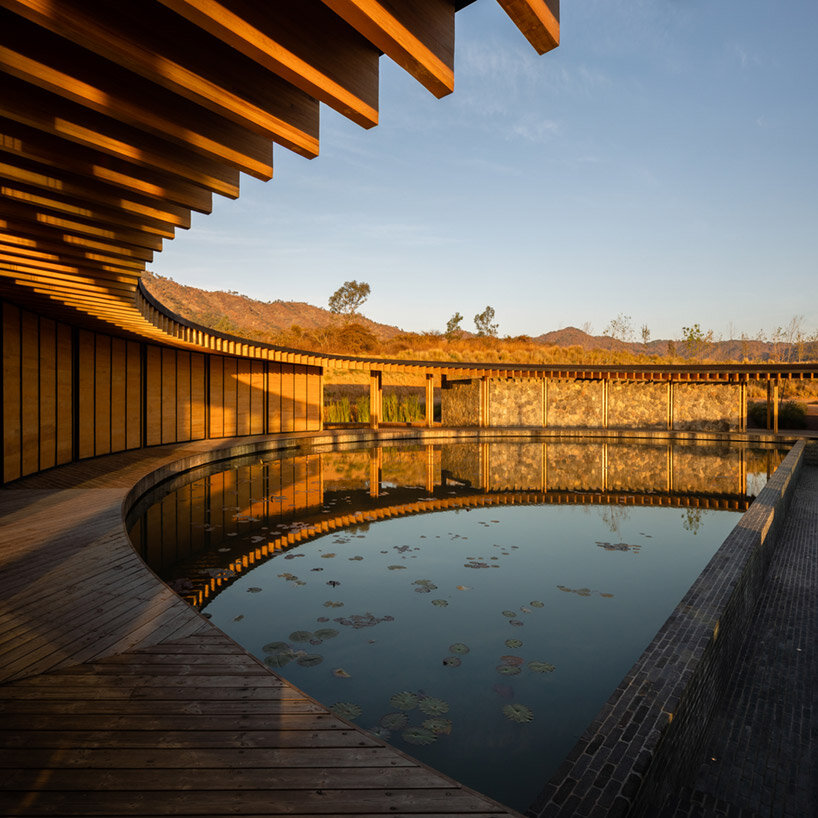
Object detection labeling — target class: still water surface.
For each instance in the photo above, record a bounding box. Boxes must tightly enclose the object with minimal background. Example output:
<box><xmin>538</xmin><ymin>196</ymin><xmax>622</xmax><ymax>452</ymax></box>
<box><xmin>129</xmin><ymin>439</ymin><xmax>785</xmax><ymax>810</ymax></box>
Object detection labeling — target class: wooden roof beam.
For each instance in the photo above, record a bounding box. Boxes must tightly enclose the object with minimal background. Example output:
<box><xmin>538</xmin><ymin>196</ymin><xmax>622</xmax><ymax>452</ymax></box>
<box><xmin>0</xmin><ymin>0</ymin><xmax>320</xmax><ymax>157</ymax></box>
<box><xmin>0</xmin><ymin>79</ymin><xmax>241</xmax><ymax>197</ymax></box>
<box><xmin>0</xmin><ymin>15</ymin><xmax>277</xmax><ymax>174</ymax></box>
<box><xmin>321</xmin><ymin>0</ymin><xmax>455</xmax><ymax>98</ymax></box>
<box><xmin>155</xmin><ymin>0</ymin><xmax>380</xmax><ymax>129</ymax></box>
<box><xmin>496</xmin><ymin>0</ymin><xmax>559</xmax><ymax>55</ymax></box>
<box><xmin>0</xmin><ymin>236</ymin><xmax>145</xmax><ymax>274</ymax></box>
<box><xmin>0</xmin><ymin>119</ymin><xmax>213</xmax><ymax>213</ymax></box>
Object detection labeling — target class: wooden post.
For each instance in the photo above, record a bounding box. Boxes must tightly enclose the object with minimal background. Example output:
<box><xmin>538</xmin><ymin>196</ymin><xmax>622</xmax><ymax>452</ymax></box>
<box><xmin>541</xmin><ymin>376</ymin><xmax>548</xmax><ymax>428</ymax></box>
<box><xmin>318</xmin><ymin>368</ymin><xmax>324</xmax><ymax>431</ymax></box>
<box><xmin>739</xmin><ymin>379</ymin><xmax>747</xmax><ymax>433</ymax></box>
<box><xmin>667</xmin><ymin>381</ymin><xmax>674</xmax><ymax>431</ymax></box>
<box><xmin>541</xmin><ymin>441</ymin><xmax>547</xmax><ymax>492</ymax></box>
<box><xmin>480</xmin><ymin>376</ymin><xmax>489</xmax><ymax>428</ymax></box>
<box><xmin>602</xmin><ymin>442</ymin><xmax>608</xmax><ymax>492</ymax></box>
<box><xmin>766</xmin><ymin>380</ymin><xmax>772</xmax><ymax>430</ymax></box>
<box><xmin>667</xmin><ymin>444</ymin><xmax>674</xmax><ymax>493</ymax></box>
<box><xmin>425</xmin><ymin>373</ymin><xmax>434</xmax><ymax>428</ymax></box>
<box><xmin>601</xmin><ymin>379</ymin><xmax>608</xmax><ymax>429</ymax></box>
<box><xmin>425</xmin><ymin>444</ymin><xmax>435</xmax><ymax>493</ymax></box>
<box><xmin>369</xmin><ymin>446</ymin><xmax>381</xmax><ymax>497</ymax></box>
<box><xmin>773</xmin><ymin>380</ymin><xmax>779</xmax><ymax>433</ymax></box>
<box><xmin>480</xmin><ymin>441</ymin><xmax>490</xmax><ymax>490</ymax></box>
<box><xmin>369</xmin><ymin>370</ymin><xmax>382</xmax><ymax>429</ymax></box>
<box><xmin>739</xmin><ymin>447</ymin><xmax>746</xmax><ymax>496</ymax></box>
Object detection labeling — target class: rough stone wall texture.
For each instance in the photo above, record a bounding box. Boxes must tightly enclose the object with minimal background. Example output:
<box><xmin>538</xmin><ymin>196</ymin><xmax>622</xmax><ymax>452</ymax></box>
<box><xmin>546</xmin><ymin>442</ymin><xmax>605</xmax><ymax>491</ymax></box>
<box><xmin>674</xmin><ymin>383</ymin><xmax>740</xmax><ymax>431</ymax></box>
<box><xmin>547</xmin><ymin>379</ymin><xmax>604</xmax><ymax>428</ymax></box>
<box><xmin>609</xmin><ymin>382</ymin><xmax>668</xmax><ymax>430</ymax></box>
<box><xmin>489</xmin><ymin>379</ymin><xmax>541</xmax><ymax>426</ymax></box>
<box><xmin>672</xmin><ymin>444</ymin><xmax>743</xmax><ymax>495</ymax></box>
<box><xmin>487</xmin><ymin>442</ymin><xmax>543</xmax><ymax>490</ymax></box>
<box><xmin>441</xmin><ymin>381</ymin><xmax>481</xmax><ymax>427</ymax></box>
<box><xmin>607</xmin><ymin>443</ymin><xmax>669</xmax><ymax>493</ymax></box>
<box><xmin>381</xmin><ymin>446</ymin><xmax>434</xmax><ymax>489</ymax></box>
<box><xmin>440</xmin><ymin>442</ymin><xmax>481</xmax><ymax>487</ymax></box>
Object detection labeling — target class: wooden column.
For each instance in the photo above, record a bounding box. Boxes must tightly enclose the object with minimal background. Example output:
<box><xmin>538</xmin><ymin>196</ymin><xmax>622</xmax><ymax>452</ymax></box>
<box><xmin>601</xmin><ymin>379</ymin><xmax>609</xmax><ymax>429</ymax></box>
<box><xmin>541</xmin><ymin>441</ymin><xmax>547</xmax><ymax>492</ymax></box>
<box><xmin>480</xmin><ymin>441</ymin><xmax>490</xmax><ymax>490</ymax></box>
<box><xmin>369</xmin><ymin>446</ymin><xmax>381</xmax><ymax>498</ymax></box>
<box><xmin>739</xmin><ymin>379</ymin><xmax>747</xmax><ymax>433</ymax></box>
<box><xmin>425</xmin><ymin>373</ymin><xmax>434</xmax><ymax>428</ymax></box>
<box><xmin>773</xmin><ymin>380</ymin><xmax>779</xmax><ymax>433</ymax></box>
<box><xmin>667</xmin><ymin>381</ymin><xmax>674</xmax><ymax>431</ymax></box>
<box><xmin>425</xmin><ymin>444</ymin><xmax>435</xmax><ymax>493</ymax></box>
<box><xmin>541</xmin><ymin>376</ymin><xmax>548</xmax><ymax>428</ymax></box>
<box><xmin>480</xmin><ymin>376</ymin><xmax>490</xmax><ymax>428</ymax></box>
<box><xmin>601</xmin><ymin>442</ymin><xmax>608</xmax><ymax>492</ymax></box>
<box><xmin>667</xmin><ymin>444</ymin><xmax>674</xmax><ymax>493</ymax></box>
<box><xmin>369</xmin><ymin>369</ymin><xmax>382</xmax><ymax>429</ymax></box>
<box><xmin>318</xmin><ymin>368</ymin><xmax>324</xmax><ymax>431</ymax></box>
<box><xmin>766</xmin><ymin>380</ymin><xmax>772</xmax><ymax>430</ymax></box>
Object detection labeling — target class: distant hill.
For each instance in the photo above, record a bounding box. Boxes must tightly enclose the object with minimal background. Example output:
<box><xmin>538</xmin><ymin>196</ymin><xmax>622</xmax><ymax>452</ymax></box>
<box><xmin>142</xmin><ymin>272</ymin><xmax>402</xmax><ymax>342</ymax></box>
<box><xmin>142</xmin><ymin>274</ymin><xmax>815</xmax><ymax>363</ymax></box>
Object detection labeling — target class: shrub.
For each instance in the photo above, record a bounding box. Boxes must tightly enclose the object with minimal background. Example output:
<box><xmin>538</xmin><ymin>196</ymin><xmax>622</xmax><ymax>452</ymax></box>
<box><xmin>747</xmin><ymin>400</ymin><xmax>807</xmax><ymax>429</ymax></box>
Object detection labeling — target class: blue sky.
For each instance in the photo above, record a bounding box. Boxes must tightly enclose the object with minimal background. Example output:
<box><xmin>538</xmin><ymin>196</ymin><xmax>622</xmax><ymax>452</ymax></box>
<box><xmin>148</xmin><ymin>0</ymin><xmax>818</xmax><ymax>342</ymax></box>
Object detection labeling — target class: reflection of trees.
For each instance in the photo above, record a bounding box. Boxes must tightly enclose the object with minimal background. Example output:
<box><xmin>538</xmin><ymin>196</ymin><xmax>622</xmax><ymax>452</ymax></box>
<box><xmin>597</xmin><ymin>504</ymin><xmax>631</xmax><ymax>535</ymax></box>
<box><xmin>682</xmin><ymin>507</ymin><xmax>703</xmax><ymax>535</ymax></box>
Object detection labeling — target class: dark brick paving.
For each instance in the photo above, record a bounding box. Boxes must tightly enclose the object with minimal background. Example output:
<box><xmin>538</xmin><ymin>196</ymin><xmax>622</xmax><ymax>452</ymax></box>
<box><xmin>667</xmin><ymin>462</ymin><xmax>818</xmax><ymax>817</ymax></box>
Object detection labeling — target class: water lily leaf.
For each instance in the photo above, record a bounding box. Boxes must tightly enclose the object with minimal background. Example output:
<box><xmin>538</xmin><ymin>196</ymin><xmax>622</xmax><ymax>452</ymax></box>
<box><xmin>263</xmin><ymin>650</ymin><xmax>296</xmax><ymax>668</ymax></box>
<box><xmin>402</xmin><ymin>726</ymin><xmax>437</xmax><ymax>746</ymax></box>
<box><xmin>380</xmin><ymin>712</ymin><xmax>408</xmax><ymax>730</ymax></box>
<box><xmin>509</xmin><ymin>620</ymin><xmax>524</xmax><ymax>627</ymax></box>
<box><xmin>505</xmin><ymin>639</ymin><xmax>523</xmax><ymax>649</ymax></box>
<box><xmin>530</xmin><ymin>601</ymin><xmax>545</xmax><ymax>608</ymax></box>
<box><xmin>442</xmin><ymin>656</ymin><xmax>461</xmax><ymax>667</ymax></box>
<box><xmin>262</xmin><ymin>641</ymin><xmax>290</xmax><ymax>654</ymax></box>
<box><xmin>431</xmin><ymin>599</ymin><xmax>448</xmax><ymax>607</ymax></box>
<box><xmin>501</xmin><ymin>610</ymin><xmax>517</xmax><ymax>618</ymax></box>
<box><xmin>390</xmin><ymin>691</ymin><xmax>419</xmax><ymax>711</ymax></box>
<box><xmin>503</xmin><ymin>703</ymin><xmax>534</xmax><ymax>724</ymax></box>
<box><xmin>321</xmin><ymin>553</ymin><xmax>336</xmax><ymax>559</ymax></box>
<box><xmin>499</xmin><ymin>655</ymin><xmax>524</xmax><ymax>667</ymax></box>
<box><xmin>333</xmin><ymin>668</ymin><xmax>351</xmax><ymax>678</ymax></box>
<box><xmin>289</xmin><ymin>630</ymin><xmax>313</xmax><ymax>642</ymax></box>
<box><xmin>331</xmin><ymin>702</ymin><xmax>361</xmax><ymax>720</ymax></box>
<box><xmin>449</xmin><ymin>643</ymin><xmax>470</xmax><ymax>655</ymax></box>
<box><xmin>247</xmin><ymin>587</ymin><xmax>262</xmax><ymax>593</ymax></box>
<box><xmin>456</xmin><ymin>585</ymin><xmax>472</xmax><ymax>591</ymax></box>
<box><xmin>422</xmin><ymin>717</ymin><xmax>453</xmax><ymax>735</ymax></box>
<box><xmin>349</xmin><ymin>555</ymin><xmax>364</xmax><ymax>561</ymax></box>
<box><xmin>419</xmin><ymin>697</ymin><xmax>449</xmax><ymax>716</ymax></box>
<box><xmin>496</xmin><ymin>664</ymin><xmax>521</xmax><ymax>676</ymax></box>
<box><xmin>233</xmin><ymin>615</ymin><xmax>244</xmax><ymax>622</ymax></box>
<box><xmin>316</xmin><ymin>616</ymin><xmax>330</xmax><ymax>623</ymax></box>
<box><xmin>528</xmin><ymin>661</ymin><xmax>556</xmax><ymax>674</ymax></box>
<box><xmin>323</xmin><ymin>601</ymin><xmax>344</xmax><ymax>608</ymax></box>
<box><xmin>314</xmin><ymin>628</ymin><xmax>340</xmax><ymax>640</ymax></box>
<box><xmin>296</xmin><ymin>653</ymin><xmax>323</xmax><ymax>667</ymax></box>
<box><xmin>387</xmin><ymin>565</ymin><xmax>407</xmax><ymax>570</ymax></box>
<box><xmin>520</xmin><ymin>606</ymin><xmax>532</xmax><ymax>614</ymax></box>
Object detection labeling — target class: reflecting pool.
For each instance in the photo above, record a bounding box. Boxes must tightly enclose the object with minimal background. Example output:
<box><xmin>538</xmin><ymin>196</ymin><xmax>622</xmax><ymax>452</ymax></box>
<box><xmin>128</xmin><ymin>439</ymin><xmax>786</xmax><ymax>811</ymax></box>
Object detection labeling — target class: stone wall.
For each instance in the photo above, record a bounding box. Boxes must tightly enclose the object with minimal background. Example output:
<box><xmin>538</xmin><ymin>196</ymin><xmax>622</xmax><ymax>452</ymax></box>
<box><xmin>440</xmin><ymin>377</ymin><xmax>744</xmax><ymax>431</ymax></box>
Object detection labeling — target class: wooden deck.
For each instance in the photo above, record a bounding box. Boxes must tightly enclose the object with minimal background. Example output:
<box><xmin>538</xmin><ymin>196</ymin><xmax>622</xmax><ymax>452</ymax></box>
<box><xmin>0</xmin><ymin>434</ymin><xmax>521</xmax><ymax>817</ymax></box>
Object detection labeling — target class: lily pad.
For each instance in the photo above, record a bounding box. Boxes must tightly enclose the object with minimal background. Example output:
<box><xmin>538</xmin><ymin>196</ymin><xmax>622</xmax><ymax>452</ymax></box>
<box><xmin>505</xmin><ymin>639</ymin><xmax>523</xmax><ymax>649</ymax></box>
<box><xmin>263</xmin><ymin>651</ymin><xmax>296</xmax><ymax>668</ymax></box>
<box><xmin>390</xmin><ymin>691</ymin><xmax>419</xmax><ymax>711</ymax></box>
<box><xmin>431</xmin><ymin>599</ymin><xmax>449</xmax><ymax>607</ymax></box>
<box><xmin>380</xmin><ymin>712</ymin><xmax>408</xmax><ymax>730</ymax></box>
<box><xmin>499</xmin><ymin>655</ymin><xmax>524</xmax><ymax>666</ymax></box>
<box><xmin>419</xmin><ymin>697</ymin><xmax>449</xmax><ymax>716</ymax></box>
<box><xmin>442</xmin><ymin>656</ymin><xmax>461</xmax><ymax>667</ymax></box>
<box><xmin>320</xmin><ymin>553</ymin><xmax>336</xmax><ymax>559</ymax></box>
<box><xmin>509</xmin><ymin>620</ymin><xmax>524</xmax><ymax>627</ymax></box>
<box><xmin>528</xmin><ymin>661</ymin><xmax>556</xmax><ymax>674</ymax></box>
<box><xmin>501</xmin><ymin>610</ymin><xmax>517</xmax><ymax>618</ymax></box>
<box><xmin>333</xmin><ymin>668</ymin><xmax>351</xmax><ymax>678</ymax></box>
<box><xmin>503</xmin><ymin>703</ymin><xmax>534</xmax><ymax>724</ymax></box>
<box><xmin>402</xmin><ymin>726</ymin><xmax>437</xmax><ymax>746</ymax></box>
<box><xmin>449</xmin><ymin>643</ymin><xmax>470</xmax><ymax>655</ymax></box>
<box><xmin>323</xmin><ymin>601</ymin><xmax>344</xmax><ymax>608</ymax></box>
<box><xmin>496</xmin><ymin>664</ymin><xmax>521</xmax><ymax>676</ymax></box>
<box><xmin>262</xmin><ymin>641</ymin><xmax>290</xmax><ymax>654</ymax></box>
<box><xmin>331</xmin><ymin>702</ymin><xmax>361</xmax><ymax>720</ymax></box>
<box><xmin>296</xmin><ymin>653</ymin><xmax>323</xmax><ymax>667</ymax></box>
<box><xmin>247</xmin><ymin>587</ymin><xmax>262</xmax><ymax>593</ymax></box>
<box><xmin>289</xmin><ymin>630</ymin><xmax>313</xmax><ymax>642</ymax></box>
<box><xmin>530</xmin><ymin>600</ymin><xmax>545</xmax><ymax>608</ymax></box>
<box><xmin>387</xmin><ymin>565</ymin><xmax>407</xmax><ymax>570</ymax></box>
<box><xmin>314</xmin><ymin>628</ymin><xmax>339</xmax><ymax>640</ymax></box>
<box><xmin>422</xmin><ymin>717</ymin><xmax>453</xmax><ymax>735</ymax></box>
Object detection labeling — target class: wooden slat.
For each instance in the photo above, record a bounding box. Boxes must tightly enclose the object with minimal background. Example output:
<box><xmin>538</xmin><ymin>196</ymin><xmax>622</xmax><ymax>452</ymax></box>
<box><xmin>1</xmin><ymin>0</ymin><xmax>320</xmax><ymax>156</ymax></box>
<box><xmin>2</xmin><ymin>300</ymin><xmax>21</xmax><ymax>482</ymax></box>
<box><xmin>322</xmin><ymin>0</ymin><xmax>455</xmax><ymax>97</ymax></box>
<box><xmin>496</xmin><ymin>0</ymin><xmax>559</xmax><ymax>54</ymax></box>
<box><xmin>0</xmin><ymin>12</ymin><xmax>276</xmax><ymax>176</ymax></box>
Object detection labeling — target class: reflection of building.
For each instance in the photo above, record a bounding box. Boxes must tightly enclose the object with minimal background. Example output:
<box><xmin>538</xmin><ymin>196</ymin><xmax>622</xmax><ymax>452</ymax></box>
<box><xmin>128</xmin><ymin>442</ymin><xmax>784</xmax><ymax>609</ymax></box>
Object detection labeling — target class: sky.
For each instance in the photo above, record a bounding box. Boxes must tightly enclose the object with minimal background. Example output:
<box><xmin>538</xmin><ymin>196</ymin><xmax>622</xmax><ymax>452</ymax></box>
<box><xmin>147</xmin><ymin>0</ymin><xmax>818</xmax><ymax>342</ymax></box>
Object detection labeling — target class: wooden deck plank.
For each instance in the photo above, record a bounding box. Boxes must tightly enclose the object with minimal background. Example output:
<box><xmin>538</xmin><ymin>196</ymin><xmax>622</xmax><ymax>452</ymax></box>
<box><xmin>0</xmin><ymin>436</ymin><xmax>523</xmax><ymax>817</ymax></box>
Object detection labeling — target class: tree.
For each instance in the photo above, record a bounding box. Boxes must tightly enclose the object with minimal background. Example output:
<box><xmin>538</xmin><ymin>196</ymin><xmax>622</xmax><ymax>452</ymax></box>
<box><xmin>328</xmin><ymin>280</ymin><xmax>370</xmax><ymax>317</ymax></box>
<box><xmin>474</xmin><ymin>305</ymin><xmax>498</xmax><ymax>337</ymax></box>
<box><xmin>681</xmin><ymin>323</ymin><xmax>713</xmax><ymax>361</ymax></box>
<box><xmin>603</xmin><ymin>313</ymin><xmax>634</xmax><ymax>343</ymax></box>
<box><xmin>640</xmin><ymin>324</ymin><xmax>651</xmax><ymax>347</ymax></box>
<box><xmin>445</xmin><ymin>312</ymin><xmax>463</xmax><ymax>339</ymax></box>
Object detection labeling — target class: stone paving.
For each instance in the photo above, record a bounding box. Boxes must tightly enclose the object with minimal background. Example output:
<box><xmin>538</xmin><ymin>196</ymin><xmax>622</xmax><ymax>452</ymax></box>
<box><xmin>668</xmin><ymin>461</ymin><xmax>818</xmax><ymax>817</ymax></box>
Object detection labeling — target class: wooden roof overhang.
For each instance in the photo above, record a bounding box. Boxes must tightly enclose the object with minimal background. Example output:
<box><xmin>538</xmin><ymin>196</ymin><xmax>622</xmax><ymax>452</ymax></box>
<box><xmin>0</xmin><ymin>0</ymin><xmax>559</xmax><ymax>347</ymax></box>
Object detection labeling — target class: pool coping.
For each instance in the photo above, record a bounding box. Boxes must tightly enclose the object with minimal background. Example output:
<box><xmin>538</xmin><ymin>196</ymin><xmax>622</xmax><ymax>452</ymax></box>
<box><xmin>527</xmin><ymin>437</ymin><xmax>806</xmax><ymax>817</ymax></box>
